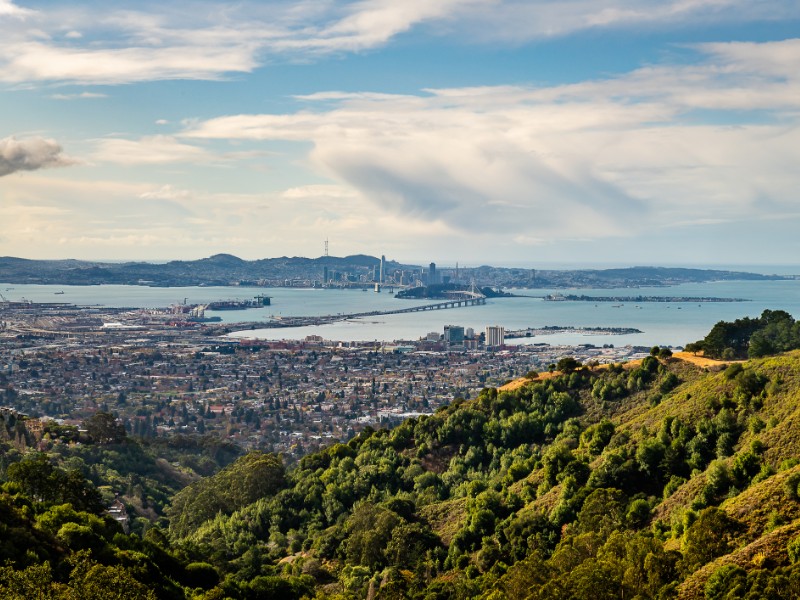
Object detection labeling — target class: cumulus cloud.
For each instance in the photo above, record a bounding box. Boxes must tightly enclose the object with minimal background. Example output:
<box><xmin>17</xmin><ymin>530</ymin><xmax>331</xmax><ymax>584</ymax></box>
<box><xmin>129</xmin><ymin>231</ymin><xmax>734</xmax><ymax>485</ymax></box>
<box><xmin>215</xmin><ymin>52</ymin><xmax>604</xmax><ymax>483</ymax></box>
<box><xmin>0</xmin><ymin>136</ymin><xmax>76</xmax><ymax>177</ymax></box>
<box><xmin>183</xmin><ymin>38</ymin><xmax>800</xmax><ymax>243</ymax></box>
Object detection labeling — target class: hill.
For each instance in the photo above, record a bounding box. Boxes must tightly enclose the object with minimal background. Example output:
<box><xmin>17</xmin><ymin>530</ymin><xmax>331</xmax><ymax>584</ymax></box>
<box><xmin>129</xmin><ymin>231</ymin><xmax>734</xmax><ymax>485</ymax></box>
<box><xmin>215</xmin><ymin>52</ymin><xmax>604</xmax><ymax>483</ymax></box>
<box><xmin>157</xmin><ymin>351</ymin><xmax>800</xmax><ymax>597</ymax></box>
<box><xmin>0</xmin><ymin>254</ymin><xmax>414</xmax><ymax>286</ymax></box>
<box><xmin>4</xmin><ymin>348</ymin><xmax>800</xmax><ymax>597</ymax></box>
<box><xmin>0</xmin><ymin>255</ymin><xmax>792</xmax><ymax>287</ymax></box>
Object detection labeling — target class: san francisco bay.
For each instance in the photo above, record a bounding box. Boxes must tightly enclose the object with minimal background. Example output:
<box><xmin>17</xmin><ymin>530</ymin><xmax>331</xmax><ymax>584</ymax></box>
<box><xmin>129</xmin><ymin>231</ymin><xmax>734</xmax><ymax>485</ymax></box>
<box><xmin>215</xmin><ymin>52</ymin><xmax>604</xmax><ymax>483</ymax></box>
<box><xmin>4</xmin><ymin>276</ymin><xmax>800</xmax><ymax>347</ymax></box>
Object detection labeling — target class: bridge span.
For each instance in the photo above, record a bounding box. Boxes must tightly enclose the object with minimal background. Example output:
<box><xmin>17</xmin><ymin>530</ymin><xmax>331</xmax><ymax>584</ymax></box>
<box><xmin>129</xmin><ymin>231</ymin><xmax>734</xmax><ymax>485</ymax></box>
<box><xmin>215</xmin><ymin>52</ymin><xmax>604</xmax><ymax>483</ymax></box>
<box><xmin>263</xmin><ymin>297</ymin><xmax>486</xmax><ymax>329</ymax></box>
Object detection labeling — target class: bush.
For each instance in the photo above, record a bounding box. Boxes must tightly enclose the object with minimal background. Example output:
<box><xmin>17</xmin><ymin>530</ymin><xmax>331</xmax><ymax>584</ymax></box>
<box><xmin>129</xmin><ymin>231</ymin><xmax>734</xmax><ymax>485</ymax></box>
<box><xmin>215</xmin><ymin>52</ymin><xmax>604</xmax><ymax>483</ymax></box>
<box><xmin>724</xmin><ymin>363</ymin><xmax>744</xmax><ymax>380</ymax></box>
<box><xmin>784</xmin><ymin>473</ymin><xmax>800</xmax><ymax>501</ymax></box>
<box><xmin>704</xmin><ymin>564</ymin><xmax>747</xmax><ymax>600</ymax></box>
<box><xmin>788</xmin><ymin>536</ymin><xmax>800</xmax><ymax>564</ymax></box>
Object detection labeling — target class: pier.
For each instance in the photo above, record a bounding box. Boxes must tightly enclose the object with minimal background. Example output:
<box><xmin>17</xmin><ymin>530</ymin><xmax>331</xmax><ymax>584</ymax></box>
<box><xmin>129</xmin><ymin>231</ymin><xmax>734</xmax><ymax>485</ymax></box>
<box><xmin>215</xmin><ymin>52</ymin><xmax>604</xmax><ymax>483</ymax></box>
<box><xmin>265</xmin><ymin>297</ymin><xmax>486</xmax><ymax>328</ymax></box>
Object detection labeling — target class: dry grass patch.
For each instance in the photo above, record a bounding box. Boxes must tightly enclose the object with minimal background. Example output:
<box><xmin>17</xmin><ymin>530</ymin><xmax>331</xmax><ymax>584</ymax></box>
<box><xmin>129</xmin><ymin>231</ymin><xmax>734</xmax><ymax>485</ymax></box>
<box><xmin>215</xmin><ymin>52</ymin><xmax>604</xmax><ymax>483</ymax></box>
<box><xmin>420</xmin><ymin>497</ymin><xmax>467</xmax><ymax>546</ymax></box>
<box><xmin>672</xmin><ymin>351</ymin><xmax>741</xmax><ymax>369</ymax></box>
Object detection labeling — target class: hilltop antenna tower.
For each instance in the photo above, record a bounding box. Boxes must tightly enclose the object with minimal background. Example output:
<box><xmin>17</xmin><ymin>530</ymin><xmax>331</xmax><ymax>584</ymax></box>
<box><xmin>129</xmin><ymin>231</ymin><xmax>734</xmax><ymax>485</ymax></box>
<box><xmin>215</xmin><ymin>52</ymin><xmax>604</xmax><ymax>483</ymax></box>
<box><xmin>324</xmin><ymin>239</ymin><xmax>329</xmax><ymax>257</ymax></box>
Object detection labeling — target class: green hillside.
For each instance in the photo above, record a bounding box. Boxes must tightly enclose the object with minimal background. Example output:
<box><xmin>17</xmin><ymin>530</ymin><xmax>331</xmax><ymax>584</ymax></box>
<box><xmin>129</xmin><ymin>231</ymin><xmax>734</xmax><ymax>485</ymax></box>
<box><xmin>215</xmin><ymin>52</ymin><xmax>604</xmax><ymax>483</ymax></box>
<box><xmin>174</xmin><ymin>349</ymin><xmax>800</xmax><ymax>599</ymax></box>
<box><xmin>4</xmin><ymin>348</ymin><xmax>800</xmax><ymax>598</ymax></box>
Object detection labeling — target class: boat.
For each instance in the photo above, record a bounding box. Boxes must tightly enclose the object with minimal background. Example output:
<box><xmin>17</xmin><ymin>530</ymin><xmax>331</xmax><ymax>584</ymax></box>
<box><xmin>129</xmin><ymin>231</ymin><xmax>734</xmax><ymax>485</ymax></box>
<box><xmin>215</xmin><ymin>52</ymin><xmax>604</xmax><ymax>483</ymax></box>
<box><xmin>208</xmin><ymin>295</ymin><xmax>271</xmax><ymax>310</ymax></box>
<box><xmin>54</xmin><ymin>291</ymin><xmax>65</xmax><ymax>295</ymax></box>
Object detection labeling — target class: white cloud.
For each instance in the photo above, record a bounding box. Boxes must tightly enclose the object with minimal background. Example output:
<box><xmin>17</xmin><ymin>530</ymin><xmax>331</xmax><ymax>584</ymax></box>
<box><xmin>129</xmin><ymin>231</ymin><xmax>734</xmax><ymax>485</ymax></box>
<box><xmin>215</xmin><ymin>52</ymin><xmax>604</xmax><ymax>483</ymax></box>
<box><xmin>50</xmin><ymin>91</ymin><xmax>107</xmax><ymax>100</ymax></box>
<box><xmin>0</xmin><ymin>0</ymin><xmax>31</xmax><ymax>17</ymax></box>
<box><xmin>0</xmin><ymin>171</ymin><xmax>418</xmax><ymax>260</ymax></box>
<box><xmin>0</xmin><ymin>136</ymin><xmax>76</xmax><ymax>177</ymax></box>
<box><xmin>2</xmin><ymin>41</ymin><xmax>260</xmax><ymax>85</ymax></box>
<box><xmin>93</xmin><ymin>135</ymin><xmax>211</xmax><ymax>165</ymax></box>
<box><xmin>139</xmin><ymin>184</ymin><xmax>192</xmax><ymax>200</ymax></box>
<box><xmin>1</xmin><ymin>1</ymin><xmax>798</xmax><ymax>86</ymax></box>
<box><xmin>183</xmin><ymin>39</ymin><xmax>800</xmax><ymax>244</ymax></box>
<box><xmin>274</xmin><ymin>0</ymin><xmax>477</xmax><ymax>53</ymax></box>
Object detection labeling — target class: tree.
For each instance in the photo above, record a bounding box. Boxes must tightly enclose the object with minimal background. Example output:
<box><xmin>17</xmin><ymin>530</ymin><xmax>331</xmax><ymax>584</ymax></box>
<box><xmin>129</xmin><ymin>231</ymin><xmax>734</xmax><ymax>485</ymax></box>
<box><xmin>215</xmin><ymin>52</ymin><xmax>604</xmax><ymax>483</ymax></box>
<box><xmin>342</xmin><ymin>503</ymin><xmax>400</xmax><ymax>570</ymax></box>
<box><xmin>6</xmin><ymin>454</ymin><xmax>102</xmax><ymax>512</ymax></box>
<box><xmin>704</xmin><ymin>564</ymin><xmax>747</xmax><ymax>600</ymax></box>
<box><xmin>167</xmin><ymin>451</ymin><xmax>285</xmax><ymax>539</ymax></box>
<box><xmin>575</xmin><ymin>488</ymin><xmax>626</xmax><ymax>537</ymax></box>
<box><xmin>684</xmin><ymin>342</ymin><xmax>703</xmax><ymax>355</ymax></box>
<box><xmin>67</xmin><ymin>551</ymin><xmax>157</xmax><ymax>600</ymax></box>
<box><xmin>682</xmin><ymin>508</ymin><xmax>743</xmax><ymax>573</ymax></box>
<box><xmin>6</xmin><ymin>453</ymin><xmax>59</xmax><ymax>503</ymax></box>
<box><xmin>84</xmin><ymin>412</ymin><xmax>126</xmax><ymax>445</ymax></box>
<box><xmin>556</xmin><ymin>357</ymin><xmax>581</xmax><ymax>374</ymax></box>
<box><xmin>0</xmin><ymin>563</ymin><xmax>66</xmax><ymax>599</ymax></box>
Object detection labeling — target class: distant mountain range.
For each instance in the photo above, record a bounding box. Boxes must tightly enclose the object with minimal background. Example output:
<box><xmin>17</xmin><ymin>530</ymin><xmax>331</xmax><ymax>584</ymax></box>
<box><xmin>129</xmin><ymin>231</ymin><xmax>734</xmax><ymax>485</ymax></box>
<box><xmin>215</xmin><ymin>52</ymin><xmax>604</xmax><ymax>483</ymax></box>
<box><xmin>0</xmin><ymin>254</ymin><xmax>792</xmax><ymax>288</ymax></box>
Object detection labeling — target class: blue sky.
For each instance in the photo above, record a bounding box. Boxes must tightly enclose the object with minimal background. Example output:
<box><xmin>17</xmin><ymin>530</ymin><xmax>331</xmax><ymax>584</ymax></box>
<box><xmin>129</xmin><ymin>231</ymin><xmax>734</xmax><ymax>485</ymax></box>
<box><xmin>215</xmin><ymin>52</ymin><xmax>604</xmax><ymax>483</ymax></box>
<box><xmin>2</xmin><ymin>0</ymin><xmax>800</xmax><ymax>267</ymax></box>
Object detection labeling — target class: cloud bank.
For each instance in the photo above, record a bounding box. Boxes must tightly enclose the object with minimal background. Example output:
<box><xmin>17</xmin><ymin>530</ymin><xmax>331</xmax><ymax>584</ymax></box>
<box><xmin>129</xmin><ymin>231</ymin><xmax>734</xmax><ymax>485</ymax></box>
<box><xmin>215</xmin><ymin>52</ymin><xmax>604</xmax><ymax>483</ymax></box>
<box><xmin>0</xmin><ymin>136</ymin><xmax>75</xmax><ymax>177</ymax></box>
<box><xmin>183</xmin><ymin>39</ymin><xmax>800</xmax><ymax>243</ymax></box>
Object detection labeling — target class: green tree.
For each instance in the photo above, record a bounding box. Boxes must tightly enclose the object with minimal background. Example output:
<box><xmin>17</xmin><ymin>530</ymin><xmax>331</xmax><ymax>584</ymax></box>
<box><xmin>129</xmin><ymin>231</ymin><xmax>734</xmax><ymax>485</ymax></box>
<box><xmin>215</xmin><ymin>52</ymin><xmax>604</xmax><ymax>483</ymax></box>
<box><xmin>0</xmin><ymin>563</ymin><xmax>65</xmax><ymax>599</ymax></box>
<box><xmin>84</xmin><ymin>412</ymin><xmax>126</xmax><ymax>445</ymax></box>
<box><xmin>556</xmin><ymin>357</ymin><xmax>581</xmax><ymax>374</ymax></box>
<box><xmin>167</xmin><ymin>451</ymin><xmax>285</xmax><ymax>539</ymax></box>
<box><xmin>704</xmin><ymin>564</ymin><xmax>747</xmax><ymax>600</ymax></box>
<box><xmin>342</xmin><ymin>502</ymin><xmax>400</xmax><ymax>570</ymax></box>
<box><xmin>683</xmin><ymin>508</ymin><xmax>743</xmax><ymax>573</ymax></box>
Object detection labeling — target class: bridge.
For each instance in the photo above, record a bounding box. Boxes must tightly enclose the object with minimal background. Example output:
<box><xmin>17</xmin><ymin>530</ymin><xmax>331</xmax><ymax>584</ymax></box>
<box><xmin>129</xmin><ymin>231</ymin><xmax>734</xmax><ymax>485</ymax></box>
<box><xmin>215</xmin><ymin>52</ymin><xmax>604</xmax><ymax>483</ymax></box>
<box><xmin>378</xmin><ymin>297</ymin><xmax>486</xmax><ymax>314</ymax></box>
<box><xmin>264</xmin><ymin>297</ymin><xmax>486</xmax><ymax>328</ymax></box>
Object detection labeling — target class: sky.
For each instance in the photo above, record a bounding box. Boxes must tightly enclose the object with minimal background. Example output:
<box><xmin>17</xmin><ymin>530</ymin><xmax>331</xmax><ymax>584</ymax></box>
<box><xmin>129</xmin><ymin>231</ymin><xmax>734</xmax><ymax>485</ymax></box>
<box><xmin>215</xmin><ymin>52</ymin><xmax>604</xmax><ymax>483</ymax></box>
<box><xmin>1</xmin><ymin>0</ymin><xmax>800</xmax><ymax>267</ymax></box>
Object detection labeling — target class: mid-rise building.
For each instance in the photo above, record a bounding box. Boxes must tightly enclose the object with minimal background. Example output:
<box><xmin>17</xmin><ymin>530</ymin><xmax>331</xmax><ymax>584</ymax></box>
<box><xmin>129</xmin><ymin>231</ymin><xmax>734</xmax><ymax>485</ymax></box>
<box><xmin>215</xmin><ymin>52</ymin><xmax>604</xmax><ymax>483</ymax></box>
<box><xmin>444</xmin><ymin>325</ymin><xmax>465</xmax><ymax>346</ymax></box>
<box><xmin>485</xmin><ymin>325</ymin><xmax>505</xmax><ymax>347</ymax></box>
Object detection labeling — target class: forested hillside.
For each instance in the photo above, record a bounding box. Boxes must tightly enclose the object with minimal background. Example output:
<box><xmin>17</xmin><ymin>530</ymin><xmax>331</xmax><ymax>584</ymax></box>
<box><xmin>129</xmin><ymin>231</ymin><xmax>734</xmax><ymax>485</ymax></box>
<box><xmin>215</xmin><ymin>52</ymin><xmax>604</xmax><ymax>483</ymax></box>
<box><xmin>3</xmin><ymin>347</ymin><xmax>800</xmax><ymax>598</ymax></box>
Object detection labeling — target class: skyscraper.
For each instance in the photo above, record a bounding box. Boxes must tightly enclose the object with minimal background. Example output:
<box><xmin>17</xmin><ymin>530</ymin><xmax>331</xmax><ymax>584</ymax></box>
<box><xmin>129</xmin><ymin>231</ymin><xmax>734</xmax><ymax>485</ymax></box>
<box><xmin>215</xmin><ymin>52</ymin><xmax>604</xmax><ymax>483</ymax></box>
<box><xmin>380</xmin><ymin>255</ymin><xmax>386</xmax><ymax>283</ymax></box>
<box><xmin>429</xmin><ymin>262</ymin><xmax>437</xmax><ymax>285</ymax></box>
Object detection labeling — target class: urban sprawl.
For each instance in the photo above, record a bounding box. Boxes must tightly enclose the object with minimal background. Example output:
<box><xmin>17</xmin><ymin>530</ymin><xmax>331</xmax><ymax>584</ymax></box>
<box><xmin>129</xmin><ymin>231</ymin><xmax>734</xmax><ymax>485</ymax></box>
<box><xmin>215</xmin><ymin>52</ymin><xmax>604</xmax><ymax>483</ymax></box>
<box><xmin>0</xmin><ymin>299</ymin><xmax>651</xmax><ymax>459</ymax></box>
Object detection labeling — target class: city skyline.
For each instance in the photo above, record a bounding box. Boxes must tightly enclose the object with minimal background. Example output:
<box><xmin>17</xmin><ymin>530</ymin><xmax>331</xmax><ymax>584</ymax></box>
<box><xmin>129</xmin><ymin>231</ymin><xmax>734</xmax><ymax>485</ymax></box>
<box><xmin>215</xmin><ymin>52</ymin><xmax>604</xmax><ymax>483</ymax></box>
<box><xmin>2</xmin><ymin>1</ymin><xmax>800</xmax><ymax>266</ymax></box>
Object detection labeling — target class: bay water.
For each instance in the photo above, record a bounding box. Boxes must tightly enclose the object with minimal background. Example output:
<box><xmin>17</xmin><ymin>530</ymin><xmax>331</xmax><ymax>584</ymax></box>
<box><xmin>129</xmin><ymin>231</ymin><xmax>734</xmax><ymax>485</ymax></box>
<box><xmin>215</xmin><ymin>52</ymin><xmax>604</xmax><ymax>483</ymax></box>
<box><xmin>3</xmin><ymin>278</ymin><xmax>800</xmax><ymax>348</ymax></box>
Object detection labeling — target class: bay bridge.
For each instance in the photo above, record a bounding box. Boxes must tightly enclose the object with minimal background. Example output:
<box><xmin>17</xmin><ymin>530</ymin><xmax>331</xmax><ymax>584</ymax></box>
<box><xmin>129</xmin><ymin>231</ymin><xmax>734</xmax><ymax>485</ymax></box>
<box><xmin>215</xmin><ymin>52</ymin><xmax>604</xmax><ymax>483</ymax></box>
<box><xmin>264</xmin><ymin>293</ymin><xmax>486</xmax><ymax>329</ymax></box>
